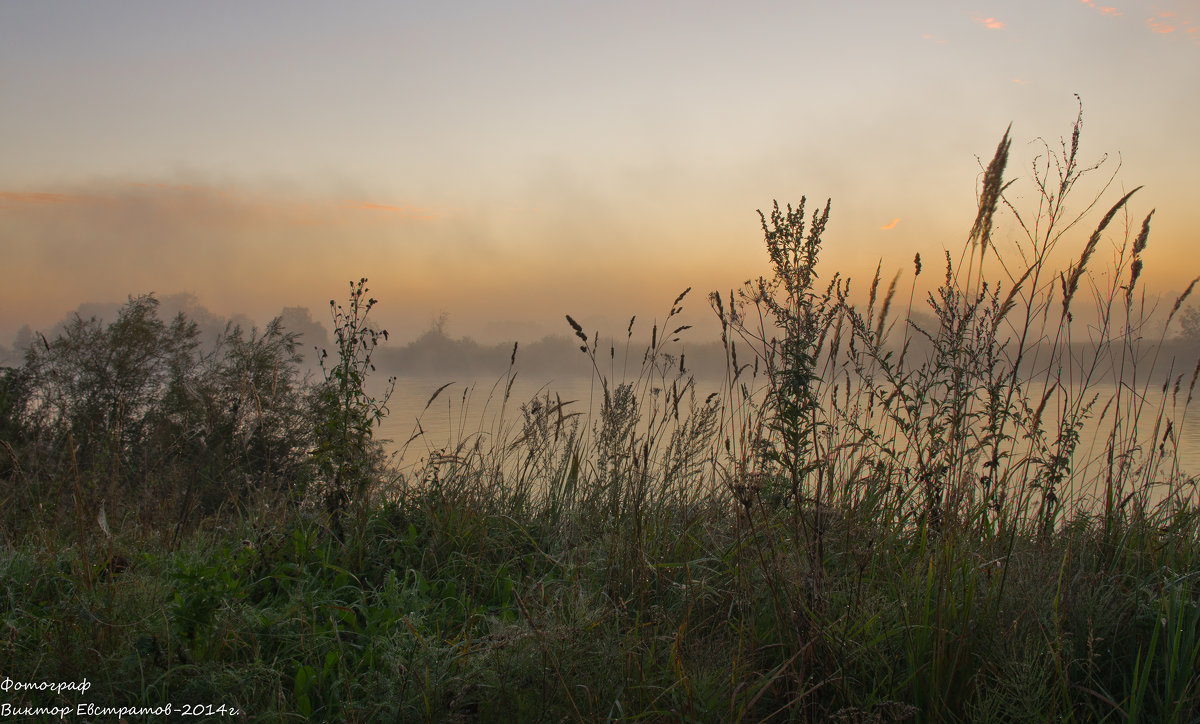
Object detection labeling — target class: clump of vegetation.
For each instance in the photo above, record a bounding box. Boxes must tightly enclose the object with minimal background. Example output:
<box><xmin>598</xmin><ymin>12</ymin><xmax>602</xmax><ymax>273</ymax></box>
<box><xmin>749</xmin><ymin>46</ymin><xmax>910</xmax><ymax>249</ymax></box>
<box><xmin>1</xmin><ymin>108</ymin><xmax>1198</xmax><ymax>721</ymax></box>
<box><xmin>311</xmin><ymin>278</ymin><xmax>395</xmax><ymax>534</ymax></box>
<box><xmin>0</xmin><ymin>294</ymin><xmax>313</xmax><ymax>544</ymax></box>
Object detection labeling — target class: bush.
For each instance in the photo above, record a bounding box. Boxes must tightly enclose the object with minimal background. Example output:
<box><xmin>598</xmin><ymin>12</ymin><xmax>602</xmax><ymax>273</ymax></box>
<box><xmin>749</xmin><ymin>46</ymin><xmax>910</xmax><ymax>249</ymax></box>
<box><xmin>0</xmin><ymin>294</ymin><xmax>314</xmax><ymax>537</ymax></box>
<box><xmin>311</xmin><ymin>278</ymin><xmax>395</xmax><ymax>534</ymax></box>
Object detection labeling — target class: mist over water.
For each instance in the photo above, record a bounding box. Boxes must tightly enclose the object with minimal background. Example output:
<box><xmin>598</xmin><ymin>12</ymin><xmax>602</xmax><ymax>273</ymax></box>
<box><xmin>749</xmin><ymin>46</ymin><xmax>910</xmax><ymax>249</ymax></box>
<box><xmin>377</xmin><ymin>373</ymin><xmax>727</xmax><ymax>464</ymax></box>
<box><xmin>378</xmin><ymin>372</ymin><xmax>1200</xmax><ymax>507</ymax></box>
<box><xmin>7</xmin><ymin>288</ymin><xmax>1200</xmax><ymax>512</ymax></box>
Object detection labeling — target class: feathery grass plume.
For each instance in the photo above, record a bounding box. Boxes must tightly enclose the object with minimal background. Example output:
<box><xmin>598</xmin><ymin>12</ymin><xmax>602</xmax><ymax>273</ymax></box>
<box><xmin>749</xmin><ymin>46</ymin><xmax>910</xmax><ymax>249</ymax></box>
<box><xmin>875</xmin><ymin>270</ymin><xmax>900</xmax><ymax>345</ymax></box>
<box><xmin>671</xmin><ymin>287</ymin><xmax>691</xmax><ymax>315</ymax></box>
<box><xmin>423</xmin><ymin>382</ymin><xmax>454</xmax><ymax>412</ymax></box>
<box><xmin>1187</xmin><ymin>355</ymin><xmax>1200</xmax><ymax>408</ymax></box>
<box><xmin>814</xmin><ymin>276</ymin><xmax>841</xmax><ymax>355</ymax></box>
<box><xmin>867</xmin><ymin>261</ymin><xmax>882</xmax><ymax>322</ymax></box>
<box><xmin>829</xmin><ymin>312</ymin><xmax>845</xmax><ymax>368</ymax></box>
<box><xmin>1166</xmin><ymin>276</ymin><xmax>1200</xmax><ymax>331</ymax></box>
<box><xmin>1126</xmin><ymin>259</ymin><xmax>1144</xmax><ymax>304</ymax></box>
<box><xmin>1062</xmin><ymin>186</ymin><xmax>1142</xmax><ymax>317</ymax></box>
<box><xmin>504</xmin><ymin>371</ymin><xmax>517</xmax><ymax>402</ymax></box>
<box><xmin>1125</xmin><ymin>210</ymin><xmax>1153</xmax><ymax>306</ymax></box>
<box><xmin>1068</xmin><ymin>94</ymin><xmax>1082</xmax><ymax>163</ymax></box>
<box><xmin>565</xmin><ymin>314</ymin><xmax>584</xmax><ymax>339</ymax></box>
<box><xmin>565</xmin><ymin>314</ymin><xmax>589</xmax><ymax>352</ymax></box>
<box><xmin>964</xmin><ymin>126</ymin><xmax>1014</xmax><ymax>296</ymax></box>
<box><xmin>996</xmin><ymin>263</ymin><xmax>1036</xmax><ymax>325</ymax></box>
<box><xmin>968</xmin><ymin>124</ymin><xmax>1013</xmax><ymax>254</ymax></box>
<box><xmin>914</xmin><ymin>252</ymin><xmax>922</xmax><ymax>277</ymax></box>
<box><xmin>710</xmin><ymin>291</ymin><xmax>728</xmax><ymax>347</ymax></box>
<box><xmin>1039</xmin><ymin>97</ymin><xmax>1088</xmax><ymax>208</ymax></box>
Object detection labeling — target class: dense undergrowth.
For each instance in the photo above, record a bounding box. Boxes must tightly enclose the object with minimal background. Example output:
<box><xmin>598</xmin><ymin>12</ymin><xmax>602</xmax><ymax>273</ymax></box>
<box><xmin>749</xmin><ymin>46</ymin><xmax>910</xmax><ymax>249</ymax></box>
<box><xmin>3</xmin><ymin>110</ymin><xmax>1200</xmax><ymax>722</ymax></box>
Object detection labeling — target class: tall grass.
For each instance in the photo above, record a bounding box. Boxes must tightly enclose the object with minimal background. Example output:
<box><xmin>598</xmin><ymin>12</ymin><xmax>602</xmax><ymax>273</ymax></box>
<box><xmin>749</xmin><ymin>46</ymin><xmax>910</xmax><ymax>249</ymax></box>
<box><xmin>2</xmin><ymin>110</ymin><xmax>1198</xmax><ymax>721</ymax></box>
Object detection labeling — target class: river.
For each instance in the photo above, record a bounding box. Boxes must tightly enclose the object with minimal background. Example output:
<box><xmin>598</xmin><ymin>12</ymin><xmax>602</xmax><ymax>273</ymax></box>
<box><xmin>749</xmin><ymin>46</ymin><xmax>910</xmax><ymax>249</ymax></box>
<box><xmin>374</xmin><ymin>374</ymin><xmax>1200</xmax><ymax>505</ymax></box>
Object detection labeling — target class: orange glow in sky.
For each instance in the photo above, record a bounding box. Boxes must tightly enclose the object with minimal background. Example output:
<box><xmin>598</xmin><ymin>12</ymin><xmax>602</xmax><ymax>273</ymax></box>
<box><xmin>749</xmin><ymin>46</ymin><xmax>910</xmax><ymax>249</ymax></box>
<box><xmin>2</xmin><ymin>1</ymin><xmax>1198</xmax><ymax>345</ymax></box>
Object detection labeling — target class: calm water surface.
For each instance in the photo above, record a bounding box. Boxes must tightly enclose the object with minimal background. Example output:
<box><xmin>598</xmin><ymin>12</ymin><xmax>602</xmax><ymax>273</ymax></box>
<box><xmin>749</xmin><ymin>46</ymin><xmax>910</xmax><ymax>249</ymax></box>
<box><xmin>377</xmin><ymin>375</ymin><xmax>1200</xmax><ymax>498</ymax></box>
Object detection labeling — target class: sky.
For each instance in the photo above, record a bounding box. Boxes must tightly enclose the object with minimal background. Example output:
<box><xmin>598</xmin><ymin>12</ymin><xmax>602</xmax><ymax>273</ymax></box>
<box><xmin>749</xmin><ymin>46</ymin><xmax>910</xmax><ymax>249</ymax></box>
<box><xmin>2</xmin><ymin>0</ymin><xmax>1199</xmax><ymax>346</ymax></box>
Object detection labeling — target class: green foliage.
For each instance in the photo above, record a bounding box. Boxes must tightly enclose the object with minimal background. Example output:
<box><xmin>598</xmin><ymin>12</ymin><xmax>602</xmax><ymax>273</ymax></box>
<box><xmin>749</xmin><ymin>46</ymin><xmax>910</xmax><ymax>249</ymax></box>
<box><xmin>0</xmin><ymin>293</ymin><xmax>314</xmax><ymax>537</ymax></box>
<box><xmin>0</xmin><ymin>365</ymin><xmax>30</xmax><ymax>477</ymax></box>
<box><xmin>311</xmin><ymin>278</ymin><xmax>395</xmax><ymax>531</ymax></box>
<box><xmin>23</xmin><ymin>294</ymin><xmax>201</xmax><ymax>482</ymax></box>
<box><xmin>753</xmin><ymin>198</ymin><xmax>837</xmax><ymax>504</ymax></box>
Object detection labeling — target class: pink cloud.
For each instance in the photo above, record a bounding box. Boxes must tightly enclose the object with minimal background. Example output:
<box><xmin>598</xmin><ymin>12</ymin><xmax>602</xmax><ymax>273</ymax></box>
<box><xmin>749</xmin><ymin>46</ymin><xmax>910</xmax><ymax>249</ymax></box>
<box><xmin>1142</xmin><ymin>8</ymin><xmax>1200</xmax><ymax>40</ymax></box>
<box><xmin>922</xmin><ymin>32</ymin><xmax>948</xmax><ymax>44</ymax></box>
<box><xmin>1079</xmin><ymin>1</ymin><xmax>1122</xmax><ymax>17</ymax></box>
<box><xmin>1147</xmin><ymin>15</ymin><xmax>1175</xmax><ymax>33</ymax></box>
<box><xmin>974</xmin><ymin>16</ymin><xmax>1005</xmax><ymax>29</ymax></box>
<box><xmin>1080</xmin><ymin>2</ymin><xmax>1197</xmax><ymax>42</ymax></box>
<box><xmin>880</xmin><ymin>218</ymin><xmax>900</xmax><ymax>231</ymax></box>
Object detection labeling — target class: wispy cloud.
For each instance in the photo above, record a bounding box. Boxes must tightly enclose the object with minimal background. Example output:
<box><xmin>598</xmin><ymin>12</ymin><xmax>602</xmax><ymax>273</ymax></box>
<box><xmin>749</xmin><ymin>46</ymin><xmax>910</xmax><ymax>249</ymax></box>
<box><xmin>1012</xmin><ymin>78</ymin><xmax>1030</xmax><ymax>85</ymax></box>
<box><xmin>880</xmin><ymin>218</ymin><xmax>900</xmax><ymax>231</ymax></box>
<box><xmin>339</xmin><ymin>200</ymin><xmax>436</xmax><ymax>220</ymax></box>
<box><xmin>0</xmin><ymin>184</ymin><xmax>437</xmax><ymax>226</ymax></box>
<box><xmin>973</xmin><ymin>16</ymin><xmax>1005</xmax><ymax>29</ymax></box>
<box><xmin>1080</xmin><ymin>2</ymin><xmax>1198</xmax><ymax>42</ymax></box>
<box><xmin>0</xmin><ymin>180</ymin><xmax>448</xmax><ymax>334</ymax></box>
<box><xmin>1079</xmin><ymin>0</ymin><xmax>1123</xmax><ymax>16</ymax></box>
<box><xmin>922</xmin><ymin>33</ymin><xmax>948</xmax><ymax>44</ymax></box>
<box><xmin>1145</xmin><ymin>9</ymin><xmax>1198</xmax><ymax>40</ymax></box>
<box><xmin>1147</xmin><ymin>11</ymin><xmax>1176</xmax><ymax>33</ymax></box>
<box><xmin>0</xmin><ymin>190</ymin><xmax>102</xmax><ymax>206</ymax></box>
